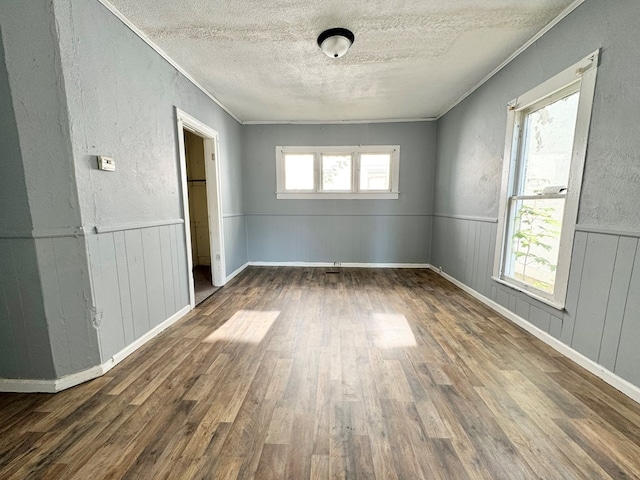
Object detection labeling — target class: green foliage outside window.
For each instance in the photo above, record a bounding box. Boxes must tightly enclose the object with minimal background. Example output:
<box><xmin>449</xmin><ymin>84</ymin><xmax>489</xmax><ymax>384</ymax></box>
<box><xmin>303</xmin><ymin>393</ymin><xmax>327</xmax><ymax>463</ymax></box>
<box><xmin>512</xmin><ymin>201</ymin><xmax>561</xmax><ymax>292</ymax></box>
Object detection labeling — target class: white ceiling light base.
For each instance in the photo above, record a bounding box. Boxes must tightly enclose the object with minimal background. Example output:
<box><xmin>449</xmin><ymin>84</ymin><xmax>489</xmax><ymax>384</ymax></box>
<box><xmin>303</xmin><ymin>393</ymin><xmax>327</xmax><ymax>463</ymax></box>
<box><xmin>317</xmin><ymin>28</ymin><xmax>355</xmax><ymax>58</ymax></box>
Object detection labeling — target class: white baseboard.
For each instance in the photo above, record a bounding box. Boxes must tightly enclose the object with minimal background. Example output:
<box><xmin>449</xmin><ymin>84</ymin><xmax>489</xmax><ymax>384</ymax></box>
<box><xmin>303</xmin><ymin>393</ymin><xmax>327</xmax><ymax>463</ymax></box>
<box><xmin>249</xmin><ymin>261</ymin><xmax>430</xmax><ymax>269</ymax></box>
<box><xmin>54</xmin><ymin>365</ymin><xmax>106</xmax><ymax>392</ymax></box>
<box><xmin>100</xmin><ymin>305</ymin><xmax>191</xmax><ymax>375</ymax></box>
<box><xmin>0</xmin><ymin>305</ymin><xmax>191</xmax><ymax>394</ymax></box>
<box><xmin>429</xmin><ymin>266</ymin><xmax>640</xmax><ymax>405</ymax></box>
<box><xmin>0</xmin><ymin>379</ymin><xmax>53</xmax><ymax>393</ymax></box>
<box><xmin>225</xmin><ymin>262</ymin><xmax>250</xmax><ymax>283</ymax></box>
<box><xmin>0</xmin><ymin>364</ymin><xmax>107</xmax><ymax>394</ymax></box>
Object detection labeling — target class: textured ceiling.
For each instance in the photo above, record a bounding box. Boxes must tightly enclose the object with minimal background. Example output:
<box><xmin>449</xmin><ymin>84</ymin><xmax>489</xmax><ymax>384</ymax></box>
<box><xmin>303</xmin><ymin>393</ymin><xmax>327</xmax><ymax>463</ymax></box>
<box><xmin>105</xmin><ymin>0</ymin><xmax>579</xmax><ymax>122</ymax></box>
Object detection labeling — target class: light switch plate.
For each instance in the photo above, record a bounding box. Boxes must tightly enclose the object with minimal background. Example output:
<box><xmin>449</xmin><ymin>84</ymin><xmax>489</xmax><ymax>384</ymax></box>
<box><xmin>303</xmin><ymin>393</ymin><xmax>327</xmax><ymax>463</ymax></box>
<box><xmin>97</xmin><ymin>155</ymin><xmax>115</xmax><ymax>172</ymax></box>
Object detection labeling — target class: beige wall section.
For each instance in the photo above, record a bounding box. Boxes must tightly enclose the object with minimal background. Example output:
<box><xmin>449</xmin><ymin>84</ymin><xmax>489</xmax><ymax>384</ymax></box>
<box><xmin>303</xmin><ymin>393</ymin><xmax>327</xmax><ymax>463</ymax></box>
<box><xmin>184</xmin><ymin>130</ymin><xmax>211</xmax><ymax>266</ymax></box>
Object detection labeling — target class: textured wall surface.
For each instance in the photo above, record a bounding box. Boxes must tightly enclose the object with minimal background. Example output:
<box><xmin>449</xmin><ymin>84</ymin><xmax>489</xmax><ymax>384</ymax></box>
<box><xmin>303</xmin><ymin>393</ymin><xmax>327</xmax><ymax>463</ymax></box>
<box><xmin>0</xmin><ymin>28</ymin><xmax>31</xmax><ymax>234</ymax></box>
<box><xmin>0</xmin><ymin>2</ymin><xmax>100</xmax><ymax>379</ymax></box>
<box><xmin>435</xmin><ymin>0</ymin><xmax>640</xmax><ymax>229</ymax></box>
<box><xmin>51</xmin><ymin>0</ymin><xmax>247</xmax><ymax>365</ymax></box>
<box><xmin>57</xmin><ymin>0</ymin><xmax>247</xmax><ymax>276</ymax></box>
<box><xmin>0</xmin><ymin>3</ymin><xmax>82</xmax><ymax>232</ymax></box>
<box><xmin>0</xmin><ymin>27</ymin><xmax>49</xmax><ymax>379</ymax></box>
<box><xmin>433</xmin><ymin>0</ymin><xmax>640</xmax><ymax>389</ymax></box>
<box><xmin>243</xmin><ymin>122</ymin><xmax>436</xmax><ymax>263</ymax></box>
<box><xmin>0</xmin><ymin>0</ymin><xmax>246</xmax><ymax>381</ymax></box>
<box><xmin>54</xmin><ymin>0</ymin><xmax>244</xmax><ymax>228</ymax></box>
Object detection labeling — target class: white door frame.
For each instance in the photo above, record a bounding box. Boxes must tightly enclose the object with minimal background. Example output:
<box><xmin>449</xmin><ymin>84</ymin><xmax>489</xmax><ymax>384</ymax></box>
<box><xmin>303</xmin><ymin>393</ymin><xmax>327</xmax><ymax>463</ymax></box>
<box><xmin>176</xmin><ymin>107</ymin><xmax>226</xmax><ymax>308</ymax></box>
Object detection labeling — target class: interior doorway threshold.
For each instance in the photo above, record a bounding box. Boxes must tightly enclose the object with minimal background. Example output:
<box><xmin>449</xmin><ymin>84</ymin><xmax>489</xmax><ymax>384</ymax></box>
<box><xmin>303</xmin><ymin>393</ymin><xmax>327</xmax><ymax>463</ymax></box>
<box><xmin>194</xmin><ymin>265</ymin><xmax>220</xmax><ymax>305</ymax></box>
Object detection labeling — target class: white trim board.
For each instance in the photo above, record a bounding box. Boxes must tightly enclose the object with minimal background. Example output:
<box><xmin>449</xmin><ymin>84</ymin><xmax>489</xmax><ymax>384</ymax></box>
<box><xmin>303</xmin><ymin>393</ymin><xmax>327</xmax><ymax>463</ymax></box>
<box><xmin>176</xmin><ymin>108</ymin><xmax>228</xmax><ymax>305</ymax></box>
<box><xmin>225</xmin><ymin>262</ymin><xmax>250</xmax><ymax>284</ymax></box>
<box><xmin>428</xmin><ymin>266</ymin><xmax>640</xmax><ymax>405</ymax></box>
<box><xmin>249</xmin><ymin>262</ymin><xmax>430</xmax><ymax>269</ymax></box>
<box><xmin>244</xmin><ymin>118</ymin><xmax>437</xmax><ymax>125</ymax></box>
<box><xmin>0</xmin><ymin>367</ymin><xmax>104</xmax><ymax>394</ymax></box>
<box><xmin>94</xmin><ymin>219</ymin><xmax>184</xmax><ymax>234</ymax></box>
<box><xmin>100</xmin><ymin>305</ymin><xmax>191</xmax><ymax>374</ymax></box>
<box><xmin>492</xmin><ymin>49</ymin><xmax>599</xmax><ymax>311</ymax></box>
<box><xmin>575</xmin><ymin>224</ymin><xmax>640</xmax><ymax>238</ymax></box>
<box><xmin>432</xmin><ymin>213</ymin><xmax>498</xmax><ymax>223</ymax></box>
<box><xmin>0</xmin><ymin>226</ymin><xmax>87</xmax><ymax>240</ymax></box>
<box><xmin>276</xmin><ymin>193</ymin><xmax>399</xmax><ymax>200</ymax></box>
<box><xmin>0</xmin><ymin>305</ymin><xmax>191</xmax><ymax>393</ymax></box>
<box><xmin>246</xmin><ymin>213</ymin><xmax>430</xmax><ymax>217</ymax></box>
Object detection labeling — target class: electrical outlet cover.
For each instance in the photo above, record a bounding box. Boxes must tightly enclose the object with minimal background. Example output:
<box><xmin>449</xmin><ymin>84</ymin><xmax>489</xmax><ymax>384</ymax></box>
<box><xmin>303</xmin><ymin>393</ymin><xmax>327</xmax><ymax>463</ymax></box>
<box><xmin>97</xmin><ymin>155</ymin><xmax>115</xmax><ymax>171</ymax></box>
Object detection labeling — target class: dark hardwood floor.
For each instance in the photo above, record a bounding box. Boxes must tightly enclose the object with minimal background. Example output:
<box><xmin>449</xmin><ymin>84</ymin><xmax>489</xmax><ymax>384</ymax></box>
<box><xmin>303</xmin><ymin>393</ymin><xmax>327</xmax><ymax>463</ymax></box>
<box><xmin>1</xmin><ymin>267</ymin><xmax>639</xmax><ymax>479</ymax></box>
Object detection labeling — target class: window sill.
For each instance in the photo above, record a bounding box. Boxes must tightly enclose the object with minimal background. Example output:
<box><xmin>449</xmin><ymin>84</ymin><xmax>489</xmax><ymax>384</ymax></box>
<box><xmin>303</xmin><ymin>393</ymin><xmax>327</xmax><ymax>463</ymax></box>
<box><xmin>276</xmin><ymin>192</ymin><xmax>399</xmax><ymax>200</ymax></box>
<box><xmin>491</xmin><ymin>276</ymin><xmax>566</xmax><ymax>312</ymax></box>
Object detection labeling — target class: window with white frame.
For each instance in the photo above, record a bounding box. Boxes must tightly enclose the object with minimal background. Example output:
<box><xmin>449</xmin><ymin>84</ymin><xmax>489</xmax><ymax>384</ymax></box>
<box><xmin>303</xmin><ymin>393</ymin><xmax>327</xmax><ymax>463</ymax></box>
<box><xmin>493</xmin><ymin>50</ymin><xmax>599</xmax><ymax>309</ymax></box>
<box><xmin>276</xmin><ymin>145</ymin><xmax>400</xmax><ymax>199</ymax></box>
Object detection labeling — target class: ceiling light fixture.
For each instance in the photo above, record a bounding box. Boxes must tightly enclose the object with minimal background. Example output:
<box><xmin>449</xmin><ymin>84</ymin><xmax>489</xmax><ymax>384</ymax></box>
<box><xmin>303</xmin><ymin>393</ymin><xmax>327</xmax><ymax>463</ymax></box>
<box><xmin>317</xmin><ymin>28</ymin><xmax>355</xmax><ymax>59</ymax></box>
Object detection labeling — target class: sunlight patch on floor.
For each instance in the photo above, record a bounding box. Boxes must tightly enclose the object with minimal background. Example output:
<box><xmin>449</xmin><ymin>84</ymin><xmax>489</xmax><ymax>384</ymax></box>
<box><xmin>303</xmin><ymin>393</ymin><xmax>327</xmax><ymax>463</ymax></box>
<box><xmin>370</xmin><ymin>313</ymin><xmax>417</xmax><ymax>348</ymax></box>
<box><xmin>203</xmin><ymin>310</ymin><xmax>280</xmax><ymax>344</ymax></box>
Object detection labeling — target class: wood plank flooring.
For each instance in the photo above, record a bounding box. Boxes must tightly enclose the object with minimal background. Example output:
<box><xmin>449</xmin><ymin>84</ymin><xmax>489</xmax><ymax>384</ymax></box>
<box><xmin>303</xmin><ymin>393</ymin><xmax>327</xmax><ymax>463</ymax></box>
<box><xmin>1</xmin><ymin>267</ymin><xmax>640</xmax><ymax>479</ymax></box>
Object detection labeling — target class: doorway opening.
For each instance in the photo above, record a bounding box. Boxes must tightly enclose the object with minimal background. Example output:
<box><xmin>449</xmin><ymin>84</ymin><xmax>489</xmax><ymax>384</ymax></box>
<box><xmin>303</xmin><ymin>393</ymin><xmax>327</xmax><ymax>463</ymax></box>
<box><xmin>184</xmin><ymin>130</ymin><xmax>217</xmax><ymax>304</ymax></box>
<box><xmin>176</xmin><ymin>109</ymin><xmax>226</xmax><ymax>308</ymax></box>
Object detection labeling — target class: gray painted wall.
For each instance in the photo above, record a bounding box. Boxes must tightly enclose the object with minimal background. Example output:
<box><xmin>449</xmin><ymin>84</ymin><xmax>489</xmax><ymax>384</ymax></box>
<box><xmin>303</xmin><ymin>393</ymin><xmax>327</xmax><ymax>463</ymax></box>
<box><xmin>243</xmin><ymin>123</ymin><xmax>436</xmax><ymax>263</ymax></box>
<box><xmin>224</xmin><ymin>215</ymin><xmax>249</xmax><ymax>275</ymax></box>
<box><xmin>86</xmin><ymin>224</ymin><xmax>189</xmax><ymax>361</ymax></box>
<box><xmin>0</xmin><ymin>0</ymin><xmax>247</xmax><ymax>381</ymax></box>
<box><xmin>0</xmin><ymin>2</ymin><xmax>99</xmax><ymax>379</ymax></box>
<box><xmin>0</xmin><ymin>2</ymin><xmax>83</xmax><ymax>232</ymax></box>
<box><xmin>52</xmin><ymin>0</ymin><xmax>247</xmax><ymax>363</ymax></box>
<box><xmin>432</xmin><ymin>0</ymin><xmax>640</xmax><ymax>388</ymax></box>
<box><xmin>0</xmin><ymin>27</ymin><xmax>31</xmax><ymax>234</ymax></box>
<box><xmin>53</xmin><ymin>0</ymin><xmax>245</xmax><ymax>251</ymax></box>
<box><xmin>56</xmin><ymin>0</ymin><xmax>245</xmax><ymax>227</ymax></box>
<box><xmin>0</xmin><ymin>238</ymin><xmax>55</xmax><ymax>379</ymax></box>
<box><xmin>0</xmin><ymin>26</ymin><xmax>49</xmax><ymax>379</ymax></box>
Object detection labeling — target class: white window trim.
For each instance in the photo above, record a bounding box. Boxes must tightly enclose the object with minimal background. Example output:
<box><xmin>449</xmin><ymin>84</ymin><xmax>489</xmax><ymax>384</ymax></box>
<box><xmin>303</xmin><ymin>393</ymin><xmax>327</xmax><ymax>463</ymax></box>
<box><xmin>276</xmin><ymin>145</ymin><xmax>400</xmax><ymax>199</ymax></box>
<box><xmin>492</xmin><ymin>50</ymin><xmax>599</xmax><ymax>310</ymax></box>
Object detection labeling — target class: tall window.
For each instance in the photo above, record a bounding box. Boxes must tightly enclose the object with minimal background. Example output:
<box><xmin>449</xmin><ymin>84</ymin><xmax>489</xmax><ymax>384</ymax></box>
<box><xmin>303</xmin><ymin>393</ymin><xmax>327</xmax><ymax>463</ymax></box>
<box><xmin>493</xmin><ymin>51</ymin><xmax>599</xmax><ymax>308</ymax></box>
<box><xmin>276</xmin><ymin>145</ymin><xmax>399</xmax><ymax>199</ymax></box>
